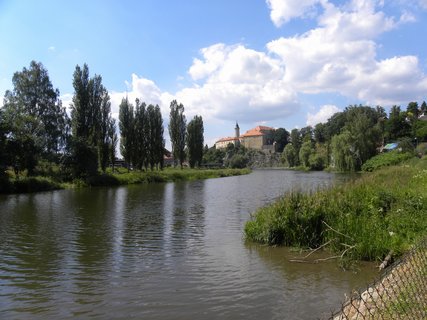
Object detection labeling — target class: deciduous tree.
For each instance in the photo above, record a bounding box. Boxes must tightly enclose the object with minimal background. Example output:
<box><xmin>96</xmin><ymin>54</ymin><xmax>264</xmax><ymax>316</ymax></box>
<box><xmin>187</xmin><ymin>115</ymin><xmax>204</xmax><ymax>168</ymax></box>
<box><xmin>168</xmin><ymin>100</ymin><xmax>186</xmax><ymax>168</ymax></box>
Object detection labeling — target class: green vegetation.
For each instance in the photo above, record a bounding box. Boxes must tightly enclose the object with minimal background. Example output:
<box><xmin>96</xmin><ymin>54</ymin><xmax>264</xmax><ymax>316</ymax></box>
<box><xmin>0</xmin><ymin>166</ymin><xmax>250</xmax><ymax>194</ymax></box>
<box><xmin>281</xmin><ymin>104</ymin><xmax>426</xmax><ymax>171</ymax></box>
<box><xmin>245</xmin><ymin>157</ymin><xmax>427</xmax><ymax>262</ymax></box>
<box><xmin>362</xmin><ymin>151</ymin><xmax>413</xmax><ymax>172</ymax></box>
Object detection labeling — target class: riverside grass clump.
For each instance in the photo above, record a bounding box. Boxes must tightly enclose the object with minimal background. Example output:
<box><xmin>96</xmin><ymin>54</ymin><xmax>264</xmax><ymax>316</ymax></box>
<box><xmin>361</xmin><ymin>151</ymin><xmax>413</xmax><ymax>172</ymax></box>
<box><xmin>245</xmin><ymin>157</ymin><xmax>427</xmax><ymax>262</ymax></box>
<box><xmin>110</xmin><ymin>167</ymin><xmax>250</xmax><ymax>185</ymax></box>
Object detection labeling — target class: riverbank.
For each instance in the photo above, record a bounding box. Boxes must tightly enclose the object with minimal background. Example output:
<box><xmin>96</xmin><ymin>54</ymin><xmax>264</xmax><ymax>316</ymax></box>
<box><xmin>245</xmin><ymin>157</ymin><xmax>427</xmax><ymax>262</ymax></box>
<box><xmin>0</xmin><ymin>167</ymin><xmax>251</xmax><ymax>194</ymax></box>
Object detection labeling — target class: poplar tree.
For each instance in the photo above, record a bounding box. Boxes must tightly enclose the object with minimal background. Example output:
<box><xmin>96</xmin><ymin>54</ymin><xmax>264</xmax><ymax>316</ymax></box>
<box><xmin>168</xmin><ymin>100</ymin><xmax>186</xmax><ymax>168</ymax></box>
<box><xmin>119</xmin><ymin>97</ymin><xmax>134</xmax><ymax>171</ymax></box>
<box><xmin>146</xmin><ymin>104</ymin><xmax>164</xmax><ymax>170</ymax></box>
<box><xmin>70</xmin><ymin>63</ymin><xmax>112</xmax><ymax>177</ymax></box>
<box><xmin>133</xmin><ymin>99</ymin><xmax>147</xmax><ymax>170</ymax></box>
<box><xmin>108</xmin><ymin>119</ymin><xmax>118</xmax><ymax>173</ymax></box>
<box><xmin>98</xmin><ymin>91</ymin><xmax>113</xmax><ymax>172</ymax></box>
<box><xmin>187</xmin><ymin>115</ymin><xmax>204</xmax><ymax>168</ymax></box>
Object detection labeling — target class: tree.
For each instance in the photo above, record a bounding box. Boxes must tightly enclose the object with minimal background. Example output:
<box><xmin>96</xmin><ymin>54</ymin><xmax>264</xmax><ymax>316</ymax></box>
<box><xmin>299</xmin><ymin>140</ymin><xmax>313</xmax><ymax>168</ymax></box>
<box><xmin>3</xmin><ymin>61</ymin><xmax>69</xmax><ymax>163</ymax></box>
<box><xmin>331</xmin><ymin>130</ymin><xmax>357</xmax><ymax>172</ymax></box>
<box><xmin>300</xmin><ymin>126</ymin><xmax>313</xmax><ymax>143</ymax></box>
<box><xmin>187</xmin><ymin>115</ymin><xmax>204</xmax><ymax>168</ymax></box>
<box><xmin>98</xmin><ymin>91</ymin><xmax>113</xmax><ymax>173</ymax></box>
<box><xmin>282</xmin><ymin>143</ymin><xmax>297</xmax><ymax>167</ymax></box>
<box><xmin>108</xmin><ymin>119</ymin><xmax>118</xmax><ymax>173</ymax></box>
<box><xmin>385</xmin><ymin>105</ymin><xmax>410</xmax><ymax>141</ymax></box>
<box><xmin>119</xmin><ymin>97</ymin><xmax>134</xmax><ymax>171</ymax></box>
<box><xmin>168</xmin><ymin>100</ymin><xmax>186</xmax><ymax>168</ymax></box>
<box><xmin>290</xmin><ymin>128</ymin><xmax>301</xmax><ymax>161</ymax></box>
<box><xmin>70</xmin><ymin>64</ymin><xmax>111</xmax><ymax>177</ymax></box>
<box><xmin>146</xmin><ymin>104</ymin><xmax>164</xmax><ymax>170</ymax></box>
<box><xmin>273</xmin><ymin>128</ymin><xmax>289</xmax><ymax>153</ymax></box>
<box><xmin>346</xmin><ymin>111</ymin><xmax>381</xmax><ymax>167</ymax></box>
<box><xmin>421</xmin><ymin>101</ymin><xmax>427</xmax><ymax>114</ymax></box>
<box><xmin>314</xmin><ymin>123</ymin><xmax>327</xmax><ymax>143</ymax></box>
<box><xmin>133</xmin><ymin>99</ymin><xmax>147</xmax><ymax>170</ymax></box>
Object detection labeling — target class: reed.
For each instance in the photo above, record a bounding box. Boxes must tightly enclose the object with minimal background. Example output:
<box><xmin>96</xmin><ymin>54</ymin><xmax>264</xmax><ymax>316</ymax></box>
<box><xmin>245</xmin><ymin>157</ymin><xmax>427</xmax><ymax>261</ymax></box>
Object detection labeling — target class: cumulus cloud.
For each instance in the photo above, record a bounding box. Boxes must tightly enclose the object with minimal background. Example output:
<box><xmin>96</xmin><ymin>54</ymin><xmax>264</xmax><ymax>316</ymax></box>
<box><xmin>306</xmin><ymin>104</ymin><xmax>341</xmax><ymax>126</ymax></box>
<box><xmin>266</xmin><ymin>0</ymin><xmax>322</xmax><ymax>27</ymax></box>
<box><xmin>109</xmin><ymin>74</ymin><xmax>174</xmax><ymax>121</ymax></box>
<box><xmin>266</xmin><ymin>0</ymin><xmax>427</xmax><ymax>105</ymax></box>
<box><xmin>183</xmin><ymin>43</ymin><xmax>299</xmax><ymax>122</ymax></box>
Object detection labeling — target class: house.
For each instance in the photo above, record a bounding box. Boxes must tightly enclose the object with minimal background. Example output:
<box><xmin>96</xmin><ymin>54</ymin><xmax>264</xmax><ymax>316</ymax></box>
<box><xmin>215</xmin><ymin>122</ymin><xmax>276</xmax><ymax>151</ymax></box>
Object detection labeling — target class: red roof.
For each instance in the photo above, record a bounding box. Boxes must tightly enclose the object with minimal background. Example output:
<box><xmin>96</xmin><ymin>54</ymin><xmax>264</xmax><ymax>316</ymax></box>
<box><xmin>216</xmin><ymin>136</ymin><xmax>239</xmax><ymax>143</ymax></box>
<box><xmin>241</xmin><ymin>126</ymin><xmax>274</xmax><ymax>137</ymax></box>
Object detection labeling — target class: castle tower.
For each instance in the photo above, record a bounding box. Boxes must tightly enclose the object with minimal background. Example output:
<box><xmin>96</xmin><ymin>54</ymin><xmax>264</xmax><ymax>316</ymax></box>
<box><xmin>235</xmin><ymin>122</ymin><xmax>240</xmax><ymax>147</ymax></box>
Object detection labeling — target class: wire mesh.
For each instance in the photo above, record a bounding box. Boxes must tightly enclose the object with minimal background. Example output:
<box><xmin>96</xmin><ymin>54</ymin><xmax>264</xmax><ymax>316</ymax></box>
<box><xmin>328</xmin><ymin>237</ymin><xmax>427</xmax><ymax>319</ymax></box>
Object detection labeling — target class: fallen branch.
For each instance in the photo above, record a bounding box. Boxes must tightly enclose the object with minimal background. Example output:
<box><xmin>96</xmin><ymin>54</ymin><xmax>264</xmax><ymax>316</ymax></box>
<box><xmin>379</xmin><ymin>250</ymin><xmax>393</xmax><ymax>270</ymax></box>
<box><xmin>322</xmin><ymin>220</ymin><xmax>354</xmax><ymax>240</ymax></box>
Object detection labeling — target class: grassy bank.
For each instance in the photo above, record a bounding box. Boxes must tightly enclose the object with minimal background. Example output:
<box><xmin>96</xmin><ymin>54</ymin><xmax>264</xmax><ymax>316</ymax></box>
<box><xmin>245</xmin><ymin>157</ymin><xmax>427</xmax><ymax>262</ymax></box>
<box><xmin>0</xmin><ymin>167</ymin><xmax>251</xmax><ymax>194</ymax></box>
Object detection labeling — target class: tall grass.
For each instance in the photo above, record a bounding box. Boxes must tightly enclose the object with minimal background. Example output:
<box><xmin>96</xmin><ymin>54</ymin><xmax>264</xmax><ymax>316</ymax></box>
<box><xmin>0</xmin><ymin>167</ymin><xmax>250</xmax><ymax>194</ymax></box>
<box><xmin>245</xmin><ymin>157</ymin><xmax>427</xmax><ymax>261</ymax></box>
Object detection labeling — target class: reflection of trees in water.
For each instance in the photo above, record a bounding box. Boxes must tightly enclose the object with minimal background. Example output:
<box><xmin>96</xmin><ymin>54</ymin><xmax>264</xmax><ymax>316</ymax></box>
<box><xmin>0</xmin><ymin>192</ymin><xmax>71</xmax><ymax>312</ymax></box>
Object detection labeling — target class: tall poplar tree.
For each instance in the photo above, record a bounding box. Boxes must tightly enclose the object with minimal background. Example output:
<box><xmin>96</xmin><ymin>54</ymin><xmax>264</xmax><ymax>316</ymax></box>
<box><xmin>187</xmin><ymin>115</ymin><xmax>204</xmax><ymax>168</ymax></box>
<box><xmin>118</xmin><ymin>97</ymin><xmax>134</xmax><ymax>171</ymax></box>
<box><xmin>133</xmin><ymin>99</ymin><xmax>147</xmax><ymax>170</ymax></box>
<box><xmin>168</xmin><ymin>100</ymin><xmax>186</xmax><ymax>168</ymax></box>
<box><xmin>146</xmin><ymin>104</ymin><xmax>164</xmax><ymax>170</ymax></box>
<box><xmin>70</xmin><ymin>63</ymin><xmax>111</xmax><ymax>177</ymax></box>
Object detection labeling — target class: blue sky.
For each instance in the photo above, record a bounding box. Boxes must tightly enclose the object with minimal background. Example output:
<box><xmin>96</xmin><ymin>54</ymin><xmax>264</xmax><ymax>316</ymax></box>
<box><xmin>1</xmin><ymin>0</ymin><xmax>427</xmax><ymax>147</ymax></box>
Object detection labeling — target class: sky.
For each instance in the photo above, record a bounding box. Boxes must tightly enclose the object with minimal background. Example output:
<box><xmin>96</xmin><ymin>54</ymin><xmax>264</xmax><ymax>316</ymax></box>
<box><xmin>1</xmin><ymin>0</ymin><xmax>427</xmax><ymax>148</ymax></box>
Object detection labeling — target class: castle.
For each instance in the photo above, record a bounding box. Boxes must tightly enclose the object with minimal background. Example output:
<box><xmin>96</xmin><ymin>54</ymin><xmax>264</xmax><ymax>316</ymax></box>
<box><xmin>215</xmin><ymin>122</ymin><xmax>276</xmax><ymax>151</ymax></box>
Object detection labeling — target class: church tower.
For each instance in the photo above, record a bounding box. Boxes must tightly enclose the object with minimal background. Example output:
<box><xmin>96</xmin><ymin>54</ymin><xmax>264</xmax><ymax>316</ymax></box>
<box><xmin>235</xmin><ymin>122</ymin><xmax>240</xmax><ymax>147</ymax></box>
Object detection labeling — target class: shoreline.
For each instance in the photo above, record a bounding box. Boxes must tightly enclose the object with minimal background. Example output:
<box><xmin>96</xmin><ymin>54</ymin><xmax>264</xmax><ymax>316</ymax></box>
<box><xmin>0</xmin><ymin>167</ymin><xmax>251</xmax><ymax>195</ymax></box>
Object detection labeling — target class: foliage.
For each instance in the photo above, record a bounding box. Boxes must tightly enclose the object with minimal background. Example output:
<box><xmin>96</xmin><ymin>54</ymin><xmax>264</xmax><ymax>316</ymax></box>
<box><xmin>362</xmin><ymin>151</ymin><xmax>413</xmax><ymax>172</ymax></box>
<box><xmin>168</xmin><ymin>100</ymin><xmax>186</xmax><ymax>168</ymax></box>
<box><xmin>146</xmin><ymin>104</ymin><xmax>165</xmax><ymax>170</ymax></box>
<box><xmin>298</xmin><ymin>140</ymin><xmax>313</xmax><ymax>168</ymax></box>
<box><xmin>227</xmin><ymin>154</ymin><xmax>249</xmax><ymax>169</ymax></box>
<box><xmin>118</xmin><ymin>97</ymin><xmax>134</xmax><ymax>170</ymax></box>
<box><xmin>282</xmin><ymin>143</ymin><xmax>298</xmax><ymax>167</ymax></box>
<box><xmin>273</xmin><ymin>127</ymin><xmax>289</xmax><ymax>153</ymax></box>
<box><xmin>186</xmin><ymin>115</ymin><xmax>204</xmax><ymax>168</ymax></box>
<box><xmin>70</xmin><ymin>64</ymin><xmax>113</xmax><ymax>177</ymax></box>
<box><xmin>331</xmin><ymin>130</ymin><xmax>357</xmax><ymax>172</ymax></box>
<box><xmin>245</xmin><ymin>157</ymin><xmax>427</xmax><ymax>262</ymax></box>
<box><xmin>203</xmin><ymin>146</ymin><xmax>225</xmax><ymax>166</ymax></box>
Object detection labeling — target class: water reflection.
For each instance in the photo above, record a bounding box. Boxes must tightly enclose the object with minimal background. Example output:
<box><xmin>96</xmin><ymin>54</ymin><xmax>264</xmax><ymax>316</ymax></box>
<box><xmin>0</xmin><ymin>170</ymin><xmax>374</xmax><ymax>319</ymax></box>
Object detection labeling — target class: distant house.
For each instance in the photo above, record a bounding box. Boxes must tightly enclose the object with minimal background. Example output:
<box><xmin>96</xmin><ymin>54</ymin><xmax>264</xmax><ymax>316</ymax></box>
<box><xmin>240</xmin><ymin>125</ymin><xmax>275</xmax><ymax>151</ymax></box>
<box><xmin>215</xmin><ymin>122</ymin><xmax>276</xmax><ymax>151</ymax></box>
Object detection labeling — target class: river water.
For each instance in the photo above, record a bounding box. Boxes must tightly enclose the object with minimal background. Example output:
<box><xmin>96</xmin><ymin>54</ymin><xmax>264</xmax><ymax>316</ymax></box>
<box><xmin>0</xmin><ymin>170</ymin><xmax>376</xmax><ymax>319</ymax></box>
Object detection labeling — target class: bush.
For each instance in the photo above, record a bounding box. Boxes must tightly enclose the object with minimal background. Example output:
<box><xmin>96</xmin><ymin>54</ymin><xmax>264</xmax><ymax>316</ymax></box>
<box><xmin>362</xmin><ymin>151</ymin><xmax>413</xmax><ymax>172</ymax></box>
<box><xmin>227</xmin><ymin>154</ymin><xmax>249</xmax><ymax>169</ymax></box>
<box><xmin>245</xmin><ymin>158</ymin><xmax>427</xmax><ymax>261</ymax></box>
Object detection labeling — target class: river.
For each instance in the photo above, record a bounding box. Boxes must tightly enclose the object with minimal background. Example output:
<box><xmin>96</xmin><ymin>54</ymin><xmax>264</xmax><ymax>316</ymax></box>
<box><xmin>0</xmin><ymin>169</ymin><xmax>377</xmax><ymax>319</ymax></box>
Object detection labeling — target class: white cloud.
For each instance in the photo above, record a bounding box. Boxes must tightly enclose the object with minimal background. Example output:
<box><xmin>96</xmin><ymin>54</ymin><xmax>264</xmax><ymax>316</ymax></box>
<box><xmin>267</xmin><ymin>0</ymin><xmax>427</xmax><ymax>105</ymax></box>
<box><xmin>306</xmin><ymin>104</ymin><xmax>341</xmax><ymax>126</ymax></box>
<box><xmin>181</xmin><ymin>43</ymin><xmax>299</xmax><ymax>122</ymax></box>
<box><xmin>48</xmin><ymin>46</ymin><xmax>56</xmax><ymax>52</ymax></box>
<box><xmin>266</xmin><ymin>0</ymin><xmax>322</xmax><ymax>27</ymax></box>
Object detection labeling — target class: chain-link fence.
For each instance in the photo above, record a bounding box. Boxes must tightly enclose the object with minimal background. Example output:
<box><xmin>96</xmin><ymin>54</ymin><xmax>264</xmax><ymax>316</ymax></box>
<box><xmin>328</xmin><ymin>237</ymin><xmax>427</xmax><ymax>319</ymax></box>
